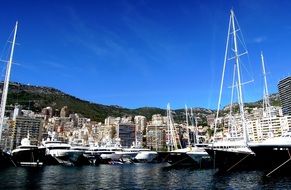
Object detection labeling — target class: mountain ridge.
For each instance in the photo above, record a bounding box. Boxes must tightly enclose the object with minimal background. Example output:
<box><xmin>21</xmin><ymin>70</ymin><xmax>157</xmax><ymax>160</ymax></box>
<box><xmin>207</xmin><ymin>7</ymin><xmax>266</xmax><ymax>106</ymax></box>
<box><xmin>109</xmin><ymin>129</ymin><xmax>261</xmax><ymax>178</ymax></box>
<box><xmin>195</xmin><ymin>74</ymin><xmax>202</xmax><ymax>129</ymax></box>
<box><xmin>1</xmin><ymin>82</ymin><xmax>280</xmax><ymax>123</ymax></box>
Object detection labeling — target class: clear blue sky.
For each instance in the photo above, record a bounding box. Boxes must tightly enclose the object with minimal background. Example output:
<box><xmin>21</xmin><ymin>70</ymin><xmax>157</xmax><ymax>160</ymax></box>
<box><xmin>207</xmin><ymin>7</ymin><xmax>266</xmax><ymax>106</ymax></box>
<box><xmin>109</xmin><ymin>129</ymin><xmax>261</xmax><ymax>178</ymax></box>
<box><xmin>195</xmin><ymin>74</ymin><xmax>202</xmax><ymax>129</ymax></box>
<box><xmin>0</xmin><ymin>0</ymin><xmax>290</xmax><ymax>109</ymax></box>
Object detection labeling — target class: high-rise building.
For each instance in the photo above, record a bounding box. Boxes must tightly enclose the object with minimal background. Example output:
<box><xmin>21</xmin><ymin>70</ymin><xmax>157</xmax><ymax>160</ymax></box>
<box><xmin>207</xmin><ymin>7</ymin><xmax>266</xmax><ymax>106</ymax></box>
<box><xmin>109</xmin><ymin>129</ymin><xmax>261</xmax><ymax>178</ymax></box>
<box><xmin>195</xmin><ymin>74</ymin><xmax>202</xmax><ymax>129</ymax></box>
<box><xmin>11</xmin><ymin>116</ymin><xmax>43</xmax><ymax>149</ymax></box>
<box><xmin>117</xmin><ymin>123</ymin><xmax>136</xmax><ymax>148</ymax></box>
<box><xmin>278</xmin><ymin>76</ymin><xmax>291</xmax><ymax>115</ymax></box>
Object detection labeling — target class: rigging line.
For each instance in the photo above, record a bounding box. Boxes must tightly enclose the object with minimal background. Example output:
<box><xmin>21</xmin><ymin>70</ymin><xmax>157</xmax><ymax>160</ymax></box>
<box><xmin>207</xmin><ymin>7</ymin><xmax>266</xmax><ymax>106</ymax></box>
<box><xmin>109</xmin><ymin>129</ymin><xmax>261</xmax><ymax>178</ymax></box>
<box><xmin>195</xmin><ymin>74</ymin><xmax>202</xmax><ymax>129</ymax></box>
<box><xmin>238</xmin><ymin>57</ymin><xmax>255</xmax><ymax>85</ymax></box>
<box><xmin>233</xmin><ymin>14</ymin><xmax>248</xmax><ymax>49</ymax></box>
<box><xmin>234</xmin><ymin>16</ymin><xmax>255</xmax><ymax>84</ymax></box>
<box><xmin>0</xmin><ymin>28</ymin><xmax>14</xmax><ymax>60</ymax></box>
<box><xmin>240</xmin><ymin>49</ymin><xmax>255</xmax><ymax>89</ymax></box>
<box><xmin>214</xmin><ymin>12</ymin><xmax>232</xmax><ymax>141</ymax></box>
<box><xmin>236</xmin><ymin>35</ymin><xmax>248</xmax><ymax>54</ymax></box>
<box><xmin>0</xmin><ymin>28</ymin><xmax>16</xmax><ymax>79</ymax></box>
<box><xmin>235</xmin><ymin>32</ymin><xmax>248</xmax><ymax>53</ymax></box>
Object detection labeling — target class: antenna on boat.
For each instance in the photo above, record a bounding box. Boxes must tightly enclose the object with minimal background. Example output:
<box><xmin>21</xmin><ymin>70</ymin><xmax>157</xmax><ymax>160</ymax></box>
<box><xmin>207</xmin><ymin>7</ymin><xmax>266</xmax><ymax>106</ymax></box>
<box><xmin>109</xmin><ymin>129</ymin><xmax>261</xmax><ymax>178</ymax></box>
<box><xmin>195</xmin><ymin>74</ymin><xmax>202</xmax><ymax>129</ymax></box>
<box><xmin>0</xmin><ymin>21</ymin><xmax>18</xmax><ymax>144</ymax></box>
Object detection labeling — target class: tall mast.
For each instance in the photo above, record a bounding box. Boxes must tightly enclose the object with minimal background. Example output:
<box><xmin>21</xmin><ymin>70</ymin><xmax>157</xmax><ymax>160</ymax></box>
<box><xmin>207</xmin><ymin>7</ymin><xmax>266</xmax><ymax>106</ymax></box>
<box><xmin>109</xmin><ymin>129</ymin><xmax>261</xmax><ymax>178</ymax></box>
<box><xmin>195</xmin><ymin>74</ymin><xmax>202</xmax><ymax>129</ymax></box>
<box><xmin>189</xmin><ymin>107</ymin><xmax>199</xmax><ymax>145</ymax></box>
<box><xmin>261</xmin><ymin>51</ymin><xmax>273</xmax><ymax>137</ymax></box>
<box><xmin>166</xmin><ymin>103</ymin><xmax>171</xmax><ymax>151</ymax></box>
<box><xmin>194</xmin><ymin>114</ymin><xmax>198</xmax><ymax>144</ymax></box>
<box><xmin>229</xmin><ymin>64</ymin><xmax>237</xmax><ymax>138</ymax></box>
<box><xmin>0</xmin><ymin>21</ymin><xmax>18</xmax><ymax>143</ymax></box>
<box><xmin>166</xmin><ymin>103</ymin><xmax>180</xmax><ymax>151</ymax></box>
<box><xmin>230</xmin><ymin>10</ymin><xmax>248</xmax><ymax>143</ymax></box>
<box><xmin>185</xmin><ymin>105</ymin><xmax>191</xmax><ymax>147</ymax></box>
<box><xmin>261</xmin><ymin>52</ymin><xmax>270</xmax><ymax>114</ymax></box>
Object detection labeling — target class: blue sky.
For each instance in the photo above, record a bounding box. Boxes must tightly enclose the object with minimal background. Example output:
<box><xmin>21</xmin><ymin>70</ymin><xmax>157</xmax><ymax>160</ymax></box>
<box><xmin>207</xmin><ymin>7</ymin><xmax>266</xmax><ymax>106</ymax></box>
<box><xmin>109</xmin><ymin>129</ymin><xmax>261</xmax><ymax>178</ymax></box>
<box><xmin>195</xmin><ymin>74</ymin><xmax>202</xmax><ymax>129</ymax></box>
<box><xmin>0</xmin><ymin>0</ymin><xmax>290</xmax><ymax>109</ymax></box>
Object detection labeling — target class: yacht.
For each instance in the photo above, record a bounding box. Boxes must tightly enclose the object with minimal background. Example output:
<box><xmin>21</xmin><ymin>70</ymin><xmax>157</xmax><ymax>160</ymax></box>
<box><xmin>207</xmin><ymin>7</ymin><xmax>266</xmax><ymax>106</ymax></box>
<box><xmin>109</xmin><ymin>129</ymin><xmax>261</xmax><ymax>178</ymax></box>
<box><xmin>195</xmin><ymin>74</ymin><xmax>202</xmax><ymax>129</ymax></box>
<box><xmin>117</xmin><ymin>147</ymin><xmax>151</xmax><ymax>162</ymax></box>
<box><xmin>98</xmin><ymin>147</ymin><xmax>123</xmax><ymax>163</ymax></box>
<box><xmin>12</xmin><ymin>134</ymin><xmax>45</xmax><ymax>167</ymax></box>
<box><xmin>134</xmin><ymin>150</ymin><xmax>158</xmax><ymax>163</ymax></box>
<box><xmin>249</xmin><ymin>132</ymin><xmax>291</xmax><ymax>176</ymax></box>
<box><xmin>83</xmin><ymin>146</ymin><xmax>123</xmax><ymax>164</ymax></box>
<box><xmin>205</xmin><ymin>139</ymin><xmax>254</xmax><ymax>171</ymax></box>
<box><xmin>43</xmin><ymin>140</ymin><xmax>84</xmax><ymax>166</ymax></box>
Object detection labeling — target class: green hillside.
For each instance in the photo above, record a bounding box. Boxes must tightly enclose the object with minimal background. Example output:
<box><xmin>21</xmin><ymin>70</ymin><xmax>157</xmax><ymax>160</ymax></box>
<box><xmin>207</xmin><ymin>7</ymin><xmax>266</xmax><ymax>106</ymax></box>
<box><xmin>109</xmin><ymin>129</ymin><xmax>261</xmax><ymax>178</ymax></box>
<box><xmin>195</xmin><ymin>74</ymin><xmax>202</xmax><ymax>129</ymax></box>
<box><xmin>1</xmin><ymin>82</ymin><xmax>280</xmax><ymax>123</ymax></box>
<box><xmin>3</xmin><ymin>82</ymin><xmax>168</xmax><ymax>122</ymax></box>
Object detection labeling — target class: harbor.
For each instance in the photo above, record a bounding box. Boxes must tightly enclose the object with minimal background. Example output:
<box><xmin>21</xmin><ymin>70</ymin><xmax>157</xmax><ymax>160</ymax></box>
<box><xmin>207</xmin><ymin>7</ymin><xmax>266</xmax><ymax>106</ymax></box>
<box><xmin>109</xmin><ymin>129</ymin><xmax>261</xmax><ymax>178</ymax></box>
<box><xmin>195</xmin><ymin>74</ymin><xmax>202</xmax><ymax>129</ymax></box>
<box><xmin>1</xmin><ymin>0</ymin><xmax>291</xmax><ymax>189</ymax></box>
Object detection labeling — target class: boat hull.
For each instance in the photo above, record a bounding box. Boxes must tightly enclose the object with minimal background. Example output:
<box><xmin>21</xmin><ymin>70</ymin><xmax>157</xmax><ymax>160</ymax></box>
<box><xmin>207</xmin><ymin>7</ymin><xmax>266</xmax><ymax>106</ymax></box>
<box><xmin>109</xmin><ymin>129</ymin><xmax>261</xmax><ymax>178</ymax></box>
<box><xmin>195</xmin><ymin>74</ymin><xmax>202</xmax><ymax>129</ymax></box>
<box><xmin>168</xmin><ymin>150</ymin><xmax>211</xmax><ymax>168</ymax></box>
<box><xmin>45</xmin><ymin>149</ymin><xmax>88</xmax><ymax>165</ymax></box>
<box><xmin>186</xmin><ymin>151</ymin><xmax>212</xmax><ymax>168</ymax></box>
<box><xmin>134</xmin><ymin>151</ymin><xmax>158</xmax><ymax>163</ymax></box>
<box><xmin>205</xmin><ymin>148</ymin><xmax>255</xmax><ymax>171</ymax></box>
<box><xmin>250</xmin><ymin>145</ymin><xmax>291</xmax><ymax>172</ymax></box>
<box><xmin>167</xmin><ymin>152</ymin><xmax>197</xmax><ymax>167</ymax></box>
<box><xmin>12</xmin><ymin>148</ymin><xmax>46</xmax><ymax>167</ymax></box>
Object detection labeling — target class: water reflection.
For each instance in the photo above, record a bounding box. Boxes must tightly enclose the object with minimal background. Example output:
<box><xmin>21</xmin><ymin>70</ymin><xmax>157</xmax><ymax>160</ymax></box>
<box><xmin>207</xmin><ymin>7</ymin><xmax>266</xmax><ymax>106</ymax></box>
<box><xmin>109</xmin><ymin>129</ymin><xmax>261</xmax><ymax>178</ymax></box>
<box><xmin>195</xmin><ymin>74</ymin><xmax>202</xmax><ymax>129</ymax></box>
<box><xmin>1</xmin><ymin>164</ymin><xmax>291</xmax><ymax>189</ymax></box>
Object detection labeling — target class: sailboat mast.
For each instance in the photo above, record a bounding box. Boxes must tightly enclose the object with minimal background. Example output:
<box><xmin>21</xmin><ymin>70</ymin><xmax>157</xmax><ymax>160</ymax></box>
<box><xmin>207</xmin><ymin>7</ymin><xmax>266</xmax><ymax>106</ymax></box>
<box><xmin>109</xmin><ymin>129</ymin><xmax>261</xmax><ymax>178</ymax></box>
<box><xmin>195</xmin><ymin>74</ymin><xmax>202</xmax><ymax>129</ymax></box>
<box><xmin>230</xmin><ymin>10</ymin><xmax>248</xmax><ymax>143</ymax></box>
<box><xmin>261</xmin><ymin>52</ymin><xmax>270</xmax><ymax>111</ymax></box>
<box><xmin>0</xmin><ymin>21</ymin><xmax>18</xmax><ymax>143</ymax></box>
<box><xmin>229</xmin><ymin>64</ymin><xmax>236</xmax><ymax>138</ymax></box>
<box><xmin>185</xmin><ymin>105</ymin><xmax>190</xmax><ymax>146</ymax></box>
<box><xmin>166</xmin><ymin>103</ymin><xmax>171</xmax><ymax>151</ymax></box>
<box><xmin>261</xmin><ymin>51</ymin><xmax>273</xmax><ymax>136</ymax></box>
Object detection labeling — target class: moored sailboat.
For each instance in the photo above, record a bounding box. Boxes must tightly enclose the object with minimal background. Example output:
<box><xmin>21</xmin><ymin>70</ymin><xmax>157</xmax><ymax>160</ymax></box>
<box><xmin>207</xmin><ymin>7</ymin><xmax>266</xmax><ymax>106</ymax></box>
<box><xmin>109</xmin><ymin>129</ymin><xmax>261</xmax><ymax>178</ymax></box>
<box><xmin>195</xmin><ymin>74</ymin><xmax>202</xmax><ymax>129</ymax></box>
<box><xmin>167</xmin><ymin>105</ymin><xmax>211</xmax><ymax>167</ymax></box>
<box><xmin>0</xmin><ymin>22</ymin><xmax>19</xmax><ymax>168</ymax></box>
<box><xmin>204</xmin><ymin>9</ymin><xmax>255</xmax><ymax>171</ymax></box>
<box><xmin>248</xmin><ymin>54</ymin><xmax>291</xmax><ymax>176</ymax></box>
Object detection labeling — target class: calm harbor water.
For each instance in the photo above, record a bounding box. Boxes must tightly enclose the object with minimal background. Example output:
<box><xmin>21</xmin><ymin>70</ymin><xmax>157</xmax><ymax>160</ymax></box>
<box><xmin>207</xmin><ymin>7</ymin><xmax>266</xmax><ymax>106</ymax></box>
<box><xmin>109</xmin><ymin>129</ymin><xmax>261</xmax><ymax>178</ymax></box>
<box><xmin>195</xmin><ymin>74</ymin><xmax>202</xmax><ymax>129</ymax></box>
<box><xmin>1</xmin><ymin>163</ymin><xmax>291</xmax><ymax>189</ymax></box>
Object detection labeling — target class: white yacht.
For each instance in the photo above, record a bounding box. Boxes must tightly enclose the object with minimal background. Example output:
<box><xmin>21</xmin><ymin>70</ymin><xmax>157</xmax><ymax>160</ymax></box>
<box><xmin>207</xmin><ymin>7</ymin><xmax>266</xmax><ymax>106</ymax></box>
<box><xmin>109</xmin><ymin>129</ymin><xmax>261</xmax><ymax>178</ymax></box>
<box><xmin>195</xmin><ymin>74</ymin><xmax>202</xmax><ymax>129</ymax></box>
<box><xmin>134</xmin><ymin>150</ymin><xmax>158</xmax><ymax>163</ymax></box>
<box><xmin>42</xmin><ymin>140</ymin><xmax>84</xmax><ymax>165</ymax></box>
<box><xmin>83</xmin><ymin>146</ymin><xmax>123</xmax><ymax>164</ymax></box>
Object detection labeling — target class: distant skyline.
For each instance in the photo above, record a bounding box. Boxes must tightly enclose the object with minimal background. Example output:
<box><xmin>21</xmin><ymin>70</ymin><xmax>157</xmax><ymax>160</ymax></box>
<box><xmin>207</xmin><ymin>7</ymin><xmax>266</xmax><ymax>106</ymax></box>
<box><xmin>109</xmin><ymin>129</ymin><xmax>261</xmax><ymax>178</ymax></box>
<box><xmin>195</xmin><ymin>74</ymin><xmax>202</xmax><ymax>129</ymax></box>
<box><xmin>0</xmin><ymin>0</ymin><xmax>290</xmax><ymax>109</ymax></box>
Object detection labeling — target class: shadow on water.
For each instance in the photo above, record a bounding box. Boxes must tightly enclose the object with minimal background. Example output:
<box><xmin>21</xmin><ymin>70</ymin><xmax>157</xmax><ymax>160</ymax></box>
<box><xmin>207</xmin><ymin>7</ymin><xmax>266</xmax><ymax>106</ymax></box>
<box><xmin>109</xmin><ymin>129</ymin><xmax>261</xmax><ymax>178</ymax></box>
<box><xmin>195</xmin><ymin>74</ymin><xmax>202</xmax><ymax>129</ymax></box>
<box><xmin>0</xmin><ymin>167</ymin><xmax>45</xmax><ymax>189</ymax></box>
<box><xmin>210</xmin><ymin>169</ymin><xmax>291</xmax><ymax>189</ymax></box>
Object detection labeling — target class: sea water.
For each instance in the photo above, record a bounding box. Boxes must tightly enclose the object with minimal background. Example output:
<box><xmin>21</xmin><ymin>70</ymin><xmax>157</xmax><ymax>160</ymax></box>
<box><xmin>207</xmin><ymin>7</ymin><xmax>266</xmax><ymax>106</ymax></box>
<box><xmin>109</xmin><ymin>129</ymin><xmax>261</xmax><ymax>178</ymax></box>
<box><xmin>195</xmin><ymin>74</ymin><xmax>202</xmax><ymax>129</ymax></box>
<box><xmin>1</xmin><ymin>163</ymin><xmax>291</xmax><ymax>189</ymax></box>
